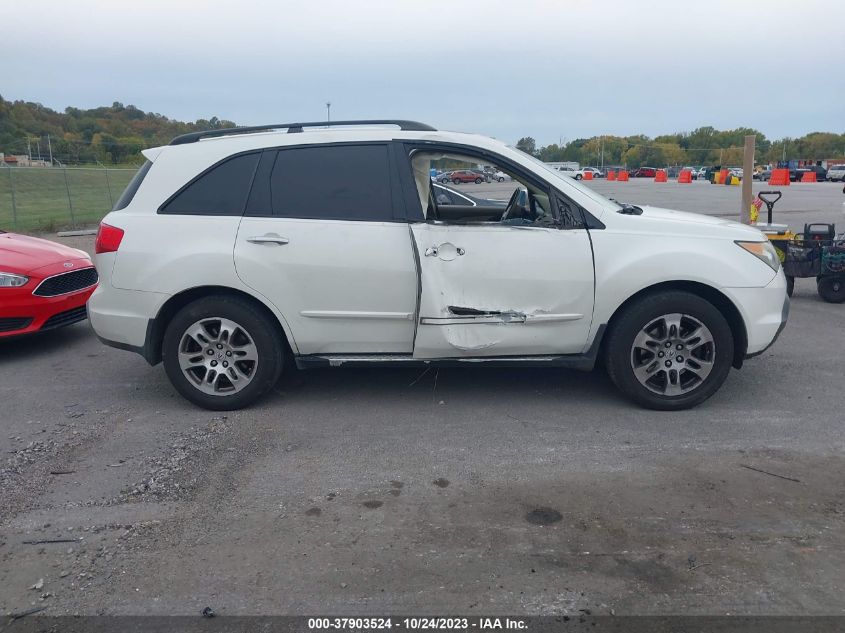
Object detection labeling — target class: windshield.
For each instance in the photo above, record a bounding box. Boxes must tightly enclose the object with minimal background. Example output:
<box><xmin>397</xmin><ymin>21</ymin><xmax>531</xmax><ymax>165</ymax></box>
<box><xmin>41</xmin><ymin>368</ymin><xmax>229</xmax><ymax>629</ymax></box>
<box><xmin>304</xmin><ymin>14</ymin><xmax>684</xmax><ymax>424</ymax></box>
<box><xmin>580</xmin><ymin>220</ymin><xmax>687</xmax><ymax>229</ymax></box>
<box><xmin>508</xmin><ymin>146</ymin><xmax>622</xmax><ymax>210</ymax></box>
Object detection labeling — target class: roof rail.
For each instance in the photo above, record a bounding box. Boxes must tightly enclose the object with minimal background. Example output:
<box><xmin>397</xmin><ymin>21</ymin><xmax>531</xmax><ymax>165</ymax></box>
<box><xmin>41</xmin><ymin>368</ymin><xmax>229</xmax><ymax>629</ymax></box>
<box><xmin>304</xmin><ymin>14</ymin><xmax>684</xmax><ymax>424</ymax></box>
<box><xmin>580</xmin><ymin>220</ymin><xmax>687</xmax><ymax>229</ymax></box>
<box><xmin>169</xmin><ymin>120</ymin><xmax>437</xmax><ymax>145</ymax></box>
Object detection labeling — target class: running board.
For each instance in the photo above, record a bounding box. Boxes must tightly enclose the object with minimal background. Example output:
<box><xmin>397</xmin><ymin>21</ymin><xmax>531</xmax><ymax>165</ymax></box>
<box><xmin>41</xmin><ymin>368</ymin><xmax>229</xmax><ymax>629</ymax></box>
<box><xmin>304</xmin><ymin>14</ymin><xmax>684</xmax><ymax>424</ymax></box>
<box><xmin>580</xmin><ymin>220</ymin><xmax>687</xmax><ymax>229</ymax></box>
<box><xmin>294</xmin><ymin>326</ymin><xmax>606</xmax><ymax>371</ymax></box>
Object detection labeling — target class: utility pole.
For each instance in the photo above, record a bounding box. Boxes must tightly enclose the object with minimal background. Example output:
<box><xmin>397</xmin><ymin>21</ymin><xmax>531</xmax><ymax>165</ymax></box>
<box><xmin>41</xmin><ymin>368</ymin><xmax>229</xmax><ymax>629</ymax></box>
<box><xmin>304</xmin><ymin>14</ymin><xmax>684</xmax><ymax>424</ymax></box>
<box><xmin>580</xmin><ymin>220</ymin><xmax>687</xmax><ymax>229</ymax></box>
<box><xmin>326</xmin><ymin>102</ymin><xmax>331</xmax><ymax>124</ymax></box>
<box><xmin>741</xmin><ymin>135</ymin><xmax>755</xmax><ymax>225</ymax></box>
<box><xmin>600</xmin><ymin>136</ymin><xmax>605</xmax><ymax>171</ymax></box>
<box><xmin>26</xmin><ymin>137</ymin><xmax>31</xmax><ymax>161</ymax></box>
<box><xmin>47</xmin><ymin>134</ymin><xmax>53</xmax><ymax>166</ymax></box>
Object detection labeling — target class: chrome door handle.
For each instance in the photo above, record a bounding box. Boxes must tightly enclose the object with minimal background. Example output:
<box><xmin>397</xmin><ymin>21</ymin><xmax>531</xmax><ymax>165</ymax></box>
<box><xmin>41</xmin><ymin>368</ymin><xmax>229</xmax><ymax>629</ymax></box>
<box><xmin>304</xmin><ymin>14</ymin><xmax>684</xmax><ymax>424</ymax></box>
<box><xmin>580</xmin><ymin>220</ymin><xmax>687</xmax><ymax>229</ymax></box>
<box><xmin>247</xmin><ymin>235</ymin><xmax>289</xmax><ymax>245</ymax></box>
<box><xmin>425</xmin><ymin>245</ymin><xmax>465</xmax><ymax>257</ymax></box>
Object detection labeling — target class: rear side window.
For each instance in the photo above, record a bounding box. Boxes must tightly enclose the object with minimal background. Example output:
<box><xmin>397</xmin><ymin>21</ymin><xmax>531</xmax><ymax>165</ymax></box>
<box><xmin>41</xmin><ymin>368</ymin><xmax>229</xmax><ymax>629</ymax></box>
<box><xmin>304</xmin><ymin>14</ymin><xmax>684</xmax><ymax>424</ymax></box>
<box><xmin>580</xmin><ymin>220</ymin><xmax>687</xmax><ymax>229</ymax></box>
<box><xmin>113</xmin><ymin>160</ymin><xmax>152</xmax><ymax>211</ymax></box>
<box><xmin>269</xmin><ymin>144</ymin><xmax>394</xmax><ymax>221</ymax></box>
<box><xmin>160</xmin><ymin>152</ymin><xmax>260</xmax><ymax>215</ymax></box>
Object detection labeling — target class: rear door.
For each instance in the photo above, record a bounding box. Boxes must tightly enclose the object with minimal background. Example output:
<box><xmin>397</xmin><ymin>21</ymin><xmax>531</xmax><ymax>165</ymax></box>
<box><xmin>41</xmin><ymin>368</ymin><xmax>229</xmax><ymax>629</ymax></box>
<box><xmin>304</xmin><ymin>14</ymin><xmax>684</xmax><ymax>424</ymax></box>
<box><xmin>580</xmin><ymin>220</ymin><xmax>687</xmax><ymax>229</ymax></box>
<box><xmin>233</xmin><ymin>143</ymin><xmax>417</xmax><ymax>354</ymax></box>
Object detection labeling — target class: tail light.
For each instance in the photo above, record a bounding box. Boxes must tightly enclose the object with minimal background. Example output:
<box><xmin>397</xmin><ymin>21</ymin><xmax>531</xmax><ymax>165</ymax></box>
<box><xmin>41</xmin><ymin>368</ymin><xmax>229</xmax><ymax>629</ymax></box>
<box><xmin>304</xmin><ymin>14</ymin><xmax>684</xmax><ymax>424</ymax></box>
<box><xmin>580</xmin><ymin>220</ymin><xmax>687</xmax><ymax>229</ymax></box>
<box><xmin>95</xmin><ymin>223</ymin><xmax>124</xmax><ymax>254</ymax></box>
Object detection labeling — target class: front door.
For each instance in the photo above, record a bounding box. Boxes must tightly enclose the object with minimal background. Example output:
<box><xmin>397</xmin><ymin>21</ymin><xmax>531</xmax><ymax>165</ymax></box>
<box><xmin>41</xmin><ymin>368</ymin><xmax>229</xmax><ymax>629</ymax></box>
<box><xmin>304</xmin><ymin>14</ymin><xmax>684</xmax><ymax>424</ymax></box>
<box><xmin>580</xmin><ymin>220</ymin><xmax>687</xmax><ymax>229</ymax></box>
<box><xmin>410</xmin><ymin>221</ymin><xmax>595</xmax><ymax>358</ymax></box>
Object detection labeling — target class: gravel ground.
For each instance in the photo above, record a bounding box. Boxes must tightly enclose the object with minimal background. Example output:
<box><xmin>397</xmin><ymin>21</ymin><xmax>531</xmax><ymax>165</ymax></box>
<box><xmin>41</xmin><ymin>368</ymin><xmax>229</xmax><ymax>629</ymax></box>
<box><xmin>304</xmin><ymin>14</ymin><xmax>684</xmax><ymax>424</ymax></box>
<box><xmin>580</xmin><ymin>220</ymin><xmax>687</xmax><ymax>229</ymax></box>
<box><xmin>1</xmin><ymin>182</ymin><xmax>844</xmax><ymax>617</ymax></box>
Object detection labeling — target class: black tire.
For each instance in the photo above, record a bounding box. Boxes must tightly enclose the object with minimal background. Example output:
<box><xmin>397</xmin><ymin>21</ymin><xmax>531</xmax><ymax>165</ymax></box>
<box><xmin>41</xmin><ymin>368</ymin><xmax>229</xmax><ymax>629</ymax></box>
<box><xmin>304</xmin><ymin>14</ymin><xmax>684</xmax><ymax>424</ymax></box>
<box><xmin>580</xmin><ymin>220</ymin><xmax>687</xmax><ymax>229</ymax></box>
<box><xmin>452</xmin><ymin>178</ymin><xmax>461</xmax><ymax>185</ymax></box>
<box><xmin>786</xmin><ymin>275</ymin><xmax>795</xmax><ymax>297</ymax></box>
<box><xmin>475</xmin><ymin>177</ymin><xmax>483</xmax><ymax>184</ymax></box>
<box><xmin>575</xmin><ymin>174</ymin><xmax>583</xmax><ymax>180</ymax></box>
<box><xmin>604</xmin><ymin>291</ymin><xmax>734</xmax><ymax>410</ymax></box>
<box><xmin>162</xmin><ymin>295</ymin><xmax>284</xmax><ymax>410</ymax></box>
<box><xmin>817</xmin><ymin>276</ymin><xmax>845</xmax><ymax>303</ymax></box>
<box><xmin>498</xmin><ymin>177</ymin><xmax>504</xmax><ymax>182</ymax></box>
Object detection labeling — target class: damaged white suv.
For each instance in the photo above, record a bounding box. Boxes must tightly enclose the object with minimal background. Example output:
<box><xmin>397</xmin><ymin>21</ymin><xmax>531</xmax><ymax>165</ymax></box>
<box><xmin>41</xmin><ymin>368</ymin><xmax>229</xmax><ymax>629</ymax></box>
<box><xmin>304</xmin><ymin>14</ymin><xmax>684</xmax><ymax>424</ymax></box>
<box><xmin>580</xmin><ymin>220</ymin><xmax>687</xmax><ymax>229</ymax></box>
<box><xmin>89</xmin><ymin>120</ymin><xmax>788</xmax><ymax>411</ymax></box>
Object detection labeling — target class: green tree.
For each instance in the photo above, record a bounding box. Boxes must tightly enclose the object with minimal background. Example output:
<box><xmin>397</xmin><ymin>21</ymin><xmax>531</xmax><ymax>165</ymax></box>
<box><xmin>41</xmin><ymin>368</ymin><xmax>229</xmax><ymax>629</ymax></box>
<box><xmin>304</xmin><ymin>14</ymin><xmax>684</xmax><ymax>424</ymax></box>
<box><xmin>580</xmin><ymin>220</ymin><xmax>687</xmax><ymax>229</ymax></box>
<box><xmin>515</xmin><ymin>136</ymin><xmax>537</xmax><ymax>156</ymax></box>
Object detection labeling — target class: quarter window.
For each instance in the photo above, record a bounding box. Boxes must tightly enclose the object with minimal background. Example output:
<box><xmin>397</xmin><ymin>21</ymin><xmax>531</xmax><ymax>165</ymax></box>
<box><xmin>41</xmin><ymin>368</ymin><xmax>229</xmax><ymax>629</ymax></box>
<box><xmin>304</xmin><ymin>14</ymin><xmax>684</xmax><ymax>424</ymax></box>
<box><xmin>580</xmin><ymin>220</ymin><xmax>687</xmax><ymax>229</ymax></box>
<box><xmin>269</xmin><ymin>145</ymin><xmax>394</xmax><ymax>221</ymax></box>
<box><xmin>161</xmin><ymin>152</ymin><xmax>260</xmax><ymax>215</ymax></box>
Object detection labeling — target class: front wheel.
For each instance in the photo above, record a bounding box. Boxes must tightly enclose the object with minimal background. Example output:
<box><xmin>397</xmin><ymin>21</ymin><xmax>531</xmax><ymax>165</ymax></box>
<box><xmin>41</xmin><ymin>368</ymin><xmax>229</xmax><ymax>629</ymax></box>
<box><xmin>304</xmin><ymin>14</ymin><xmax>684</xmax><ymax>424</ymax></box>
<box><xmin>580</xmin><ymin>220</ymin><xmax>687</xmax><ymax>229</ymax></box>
<box><xmin>475</xmin><ymin>177</ymin><xmax>483</xmax><ymax>184</ymax></box>
<box><xmin>497</xmin><ymin>177</ymin><xmax>504</xmax><ymax>182</ymax></box>
<box><xmin>575</xmin><ymin>174</ymin><xmax>583</xmax><ymax>180</ymax></box>
<box><xmin>604</xmin><ymin>291</ymin><xmax>734</xmax><ymax>410</ymax></box>
<box><xmin>817</xmin><ymin>276</ymin><xmax>845</xmax><ymax>303</ymax></box>
<box><xmin>452</xmin><ymin>178</ymin><xmax>461</xmax><ymax>185</ymax></box>
<box><xmin>162</xmin><ymin>295</ymin><xmax>284</xmax><ymax>410</ymax></box>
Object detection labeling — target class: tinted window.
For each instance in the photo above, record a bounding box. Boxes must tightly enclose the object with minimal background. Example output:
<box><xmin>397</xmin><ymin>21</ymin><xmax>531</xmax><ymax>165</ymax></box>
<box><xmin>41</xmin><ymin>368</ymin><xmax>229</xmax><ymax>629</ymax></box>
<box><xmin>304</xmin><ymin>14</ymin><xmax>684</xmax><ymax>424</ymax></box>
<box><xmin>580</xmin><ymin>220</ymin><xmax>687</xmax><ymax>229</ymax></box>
<box><xmin>161</xmin><ymin>152</ymin><xmax>260</xmax><ymax>215</ymax></box>
<box><xmin>114</xmin><ymin>160</ymin><xmax>152</xmax><ymax>211</ymax></box>
<box><xmin>270</xmin><ymin>145</ymin><xmax>393</xmax><ymax>221</ymax></box>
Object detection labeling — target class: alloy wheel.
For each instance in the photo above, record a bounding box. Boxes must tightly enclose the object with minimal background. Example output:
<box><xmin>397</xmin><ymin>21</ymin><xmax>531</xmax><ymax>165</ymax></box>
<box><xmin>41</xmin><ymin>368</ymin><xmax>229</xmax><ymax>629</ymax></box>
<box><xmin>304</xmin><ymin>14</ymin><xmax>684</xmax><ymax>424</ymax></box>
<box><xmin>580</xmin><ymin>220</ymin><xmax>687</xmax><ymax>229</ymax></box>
<box><xmin>178</xmin><ymin>317</ymin><xmax>259</xmax><ymax>395</ymax></box>
<box><xmin>630</xmin><ymin>312</ymin><xmax>715</xmax><ymax>396</ymax></box>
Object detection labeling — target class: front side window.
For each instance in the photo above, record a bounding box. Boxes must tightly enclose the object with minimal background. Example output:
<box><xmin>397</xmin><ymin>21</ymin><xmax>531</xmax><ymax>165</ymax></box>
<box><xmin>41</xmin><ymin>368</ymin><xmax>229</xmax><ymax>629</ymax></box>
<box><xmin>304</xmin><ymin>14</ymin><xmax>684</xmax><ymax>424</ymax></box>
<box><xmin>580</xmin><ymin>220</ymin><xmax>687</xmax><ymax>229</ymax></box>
<box><xmin>161</xmin><ymin>153</ymin><xmax>260</xmax><ymax>215</ymax></box>
<box><xmin>410</xmin><ymin>149</ymin><xmax>554</xmax><ymax>227</ymax></box>
<box><xmin>269</xmin><ymin>144</ymin><xmax>394</xmax><ymax>221</ymax></box>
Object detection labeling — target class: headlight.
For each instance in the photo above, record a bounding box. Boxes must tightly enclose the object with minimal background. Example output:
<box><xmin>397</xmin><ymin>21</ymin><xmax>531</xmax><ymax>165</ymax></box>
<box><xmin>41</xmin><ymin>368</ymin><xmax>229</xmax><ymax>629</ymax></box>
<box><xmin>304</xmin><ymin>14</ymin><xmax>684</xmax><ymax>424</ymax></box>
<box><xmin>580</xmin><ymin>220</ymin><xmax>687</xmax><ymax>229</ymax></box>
<box><xmin>735</xmin><ymin>240</ymin><xmax>780</xmax><ymax>272</ymax></box>
<box><xmin>0</xmin><ymin>272</ymin><xmax>29</xmax><ymax>287</ymax></box>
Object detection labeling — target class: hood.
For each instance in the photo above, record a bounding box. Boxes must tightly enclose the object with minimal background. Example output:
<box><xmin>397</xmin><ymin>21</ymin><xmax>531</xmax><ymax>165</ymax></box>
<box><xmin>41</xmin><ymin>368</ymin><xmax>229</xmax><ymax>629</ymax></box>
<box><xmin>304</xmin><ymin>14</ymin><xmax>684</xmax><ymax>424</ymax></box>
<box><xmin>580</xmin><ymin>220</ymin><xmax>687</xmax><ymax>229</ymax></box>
<box><xmin>631</xmin><ymin>206</ymin><xmax>765</xmax><ymax>240</ymax></box>
<box><xmin>0</xmin><ymin>232</ymin><xmax>90</xmax><ymax>275</ymax></box>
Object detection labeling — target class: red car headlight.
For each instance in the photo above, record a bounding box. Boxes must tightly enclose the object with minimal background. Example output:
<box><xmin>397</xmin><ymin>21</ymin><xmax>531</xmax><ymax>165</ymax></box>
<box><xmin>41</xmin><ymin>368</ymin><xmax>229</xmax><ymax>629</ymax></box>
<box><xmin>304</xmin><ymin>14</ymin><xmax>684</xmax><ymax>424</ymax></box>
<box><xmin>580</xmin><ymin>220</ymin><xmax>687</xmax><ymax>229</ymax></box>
<box><xmin>0</xmin><ymin>272</ymin><xmax>29</xmax><ymax>287</ymax></box>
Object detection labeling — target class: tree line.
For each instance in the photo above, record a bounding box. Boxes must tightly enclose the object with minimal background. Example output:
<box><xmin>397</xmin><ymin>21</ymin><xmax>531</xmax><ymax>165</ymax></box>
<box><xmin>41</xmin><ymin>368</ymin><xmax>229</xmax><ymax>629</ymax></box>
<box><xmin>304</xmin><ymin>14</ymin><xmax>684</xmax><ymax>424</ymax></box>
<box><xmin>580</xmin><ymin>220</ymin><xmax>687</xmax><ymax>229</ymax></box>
<box><xmin>2</xmin><ymin>96</ymin><xmax>843</xmax><ymax>168</ymax></box>
<box><xmin>516</xmin><ymin>127</ymin><xmax>845</xmax><ymax>169</ymax></box>
<box><xmin>0</xmin><ymin>96</ymin><xmax>235</xmax><ymax>165</ymax></box>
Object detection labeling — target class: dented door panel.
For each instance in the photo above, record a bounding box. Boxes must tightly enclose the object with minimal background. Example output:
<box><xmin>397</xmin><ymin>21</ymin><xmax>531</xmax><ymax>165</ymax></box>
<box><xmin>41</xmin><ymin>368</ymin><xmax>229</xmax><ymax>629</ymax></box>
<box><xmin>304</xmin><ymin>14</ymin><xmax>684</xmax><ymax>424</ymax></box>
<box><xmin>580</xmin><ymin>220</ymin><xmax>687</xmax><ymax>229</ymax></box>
<box><xmin>410</xmin><ymin>223</ymin><xmax>595</xmax><ymax>358</ymax></box>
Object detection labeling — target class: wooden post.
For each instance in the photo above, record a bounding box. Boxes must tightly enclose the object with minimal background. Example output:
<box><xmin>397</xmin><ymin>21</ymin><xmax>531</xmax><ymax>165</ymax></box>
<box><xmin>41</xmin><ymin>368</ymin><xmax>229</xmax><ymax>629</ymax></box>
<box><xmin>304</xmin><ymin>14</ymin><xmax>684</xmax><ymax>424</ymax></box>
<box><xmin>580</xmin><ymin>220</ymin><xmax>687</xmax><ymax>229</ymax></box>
<box><xmin>741</xmin><ymin>135</ymin><xmax>755</xmax><ymax>224</ymax></box>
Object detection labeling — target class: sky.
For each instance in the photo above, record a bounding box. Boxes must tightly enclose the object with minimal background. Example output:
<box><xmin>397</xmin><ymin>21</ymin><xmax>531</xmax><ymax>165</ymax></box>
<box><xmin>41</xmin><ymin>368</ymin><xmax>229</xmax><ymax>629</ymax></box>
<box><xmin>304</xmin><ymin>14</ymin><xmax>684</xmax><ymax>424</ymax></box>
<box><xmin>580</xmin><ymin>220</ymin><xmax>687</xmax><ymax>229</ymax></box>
<box><xmin>2</xmin><ymin>0</ymin><xmax>843</xmax><ymax>147</ymax></box>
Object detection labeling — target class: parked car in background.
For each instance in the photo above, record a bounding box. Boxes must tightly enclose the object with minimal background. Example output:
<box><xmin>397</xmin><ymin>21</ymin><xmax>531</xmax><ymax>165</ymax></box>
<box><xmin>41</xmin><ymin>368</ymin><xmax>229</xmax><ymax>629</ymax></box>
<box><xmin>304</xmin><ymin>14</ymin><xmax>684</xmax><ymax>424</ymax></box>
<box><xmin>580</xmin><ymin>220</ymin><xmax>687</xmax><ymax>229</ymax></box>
<box><xmin>694</xmin><ymin>167</ymin><xmax>707</xmax><ymax>180</ymax></box>
<box><xmin>559</xmin><ymin>167</ymin><xmax>603</xmax><ymax>180</ymax></box>
<box><xmin>0</xmin><ymin>231</ymin><xmax>98</xmax><ymax>338</ymax></box>
<box><xmin>88</xmin><ymin>118</ymin><xmax>788</xmax><ymax>412</ymax></box>
<box><xmin>827</xmin><ymin>165</ymin><xmax>845</xmax><ymax>182</ymax></box>
<box><xmin>448</xmin><ymin>170</ymin><xmax>486</xmax><ymax>184</ymax></box>
<box><xmin>795</xmin><ymin>166</ymin><xmax>827</xmax><ymax>181</ymax></box>
<box><xmin>631</xmin><ymin>167</ymin><xmax>658</xmax><ymax>178</ymax></box>
<box><xmin>758</xmin><ymin>168</ymin><xmax>773</xmax><ymax>182</ymax></box>
<box><xmin>490</xmin><ymin>170</ymin><xmax>508</xmax><ymax>182</ymax></box>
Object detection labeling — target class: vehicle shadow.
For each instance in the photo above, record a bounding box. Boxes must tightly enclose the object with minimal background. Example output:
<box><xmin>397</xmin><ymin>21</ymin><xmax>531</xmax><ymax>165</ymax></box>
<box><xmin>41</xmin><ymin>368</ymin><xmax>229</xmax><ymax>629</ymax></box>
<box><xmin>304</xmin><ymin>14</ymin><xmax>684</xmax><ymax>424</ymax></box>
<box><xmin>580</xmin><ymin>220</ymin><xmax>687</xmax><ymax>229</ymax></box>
<box><xmin>271</xmin><ymin>363</ymin><xmax>623</xmax><ymax>411</ymax></box>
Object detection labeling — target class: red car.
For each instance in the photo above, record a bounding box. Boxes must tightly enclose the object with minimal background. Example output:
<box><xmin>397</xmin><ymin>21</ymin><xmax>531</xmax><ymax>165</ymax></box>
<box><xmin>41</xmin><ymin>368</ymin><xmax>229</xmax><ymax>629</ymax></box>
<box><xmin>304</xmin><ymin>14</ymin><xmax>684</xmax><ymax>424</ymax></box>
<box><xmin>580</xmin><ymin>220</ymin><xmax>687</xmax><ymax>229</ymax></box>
<box><xmin>631</xmin><ymin>167</ymin><xmax>658</xmax><ymax>178</ymax></box>
<box><xmin>448</xmin><ymin>170</ymin><xmax>486</xmax><ymax>184</ymax></box>
<box><xmin>0</xmin><ymin>231</ymin><xmax>98</xmax><ymax>338</ymax></box>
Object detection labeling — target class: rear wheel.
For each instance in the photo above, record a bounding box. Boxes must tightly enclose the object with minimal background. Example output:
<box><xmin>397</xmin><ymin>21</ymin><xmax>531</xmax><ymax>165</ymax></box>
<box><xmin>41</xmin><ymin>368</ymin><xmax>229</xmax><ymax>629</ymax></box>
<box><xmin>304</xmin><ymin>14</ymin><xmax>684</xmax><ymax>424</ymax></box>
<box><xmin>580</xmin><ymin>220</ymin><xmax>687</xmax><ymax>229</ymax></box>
<box><xmin>604</xmin><ymin>291</ymin><xmax>734</xmax><ymax>410</ymax></box>
<box><xmin>575</xmin><ymin>174</ymin><xmax>583</xmax><ymax>180</ymax></box>
<box><xmin>817</xmin><ymin>276</ymin><xmax>845</xmax><ymax>303</ymax></box>
<box><xmin>162</xmin><ymin>295</ymin><xmax>284</xmax><ymax>410</ymax></box>
<box><xmin>452</xmin><ymin>178</ymin><xmax>461</xmax><ymax>185</ymax></box>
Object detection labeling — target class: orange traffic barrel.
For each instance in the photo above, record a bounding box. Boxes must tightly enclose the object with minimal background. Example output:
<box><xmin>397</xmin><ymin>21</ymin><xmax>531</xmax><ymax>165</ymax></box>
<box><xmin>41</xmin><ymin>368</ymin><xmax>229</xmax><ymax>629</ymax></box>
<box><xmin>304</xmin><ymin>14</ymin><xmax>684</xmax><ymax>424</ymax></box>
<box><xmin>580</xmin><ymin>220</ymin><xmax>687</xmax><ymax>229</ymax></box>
<box><xmin>801</xmin><ymin>171</ymin><xmax>817</xmax><ymax>182</ymax></box>
<box><xmin>618</xmin><ymin>170</ymin><xmax>629</xmax><ymax>181</ymax></box>
<box><xmin>583</xmin><ymin>171</ymin><xmax>593</xmax><ymax>180</ymax></box>
<box><xmin>678</xmin><ymin>170</ymin><xmax>692</xmax><ymax>183</ymax></box>
<box><xmin>655</xmin><ymin>170</ymin><xmax>668</xmax><ymax>182</ymax></box>
<box><xmin>607</xmin><ymin>170</ymin><xmax>617</xmax><ymax>181</ymax></box>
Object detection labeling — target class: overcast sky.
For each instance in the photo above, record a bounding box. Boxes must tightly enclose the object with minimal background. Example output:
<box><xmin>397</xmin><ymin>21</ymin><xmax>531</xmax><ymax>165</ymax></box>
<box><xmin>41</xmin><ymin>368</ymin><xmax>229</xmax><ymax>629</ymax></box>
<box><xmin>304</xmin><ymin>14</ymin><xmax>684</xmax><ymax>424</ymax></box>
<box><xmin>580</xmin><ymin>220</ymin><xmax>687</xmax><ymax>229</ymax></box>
<box><xmin>2</xmin><ymin>0</ymin><xmax>843</xmax><ymax>146</ymax></box>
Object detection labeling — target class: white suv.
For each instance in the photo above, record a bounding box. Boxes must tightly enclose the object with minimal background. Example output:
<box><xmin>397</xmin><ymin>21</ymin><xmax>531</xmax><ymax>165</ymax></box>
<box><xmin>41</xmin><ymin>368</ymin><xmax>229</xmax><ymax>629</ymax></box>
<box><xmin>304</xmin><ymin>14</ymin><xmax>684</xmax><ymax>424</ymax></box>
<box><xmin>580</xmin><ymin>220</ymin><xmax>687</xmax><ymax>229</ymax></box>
<box><xmin>827</xmin><ymin>164</ymin><xmax>845</xmax><ymax>182</ymax></box>
<box><xmin>89</xmin><ymin>120</ymin><xmax>788</xmax><ymax>411</ymax></box>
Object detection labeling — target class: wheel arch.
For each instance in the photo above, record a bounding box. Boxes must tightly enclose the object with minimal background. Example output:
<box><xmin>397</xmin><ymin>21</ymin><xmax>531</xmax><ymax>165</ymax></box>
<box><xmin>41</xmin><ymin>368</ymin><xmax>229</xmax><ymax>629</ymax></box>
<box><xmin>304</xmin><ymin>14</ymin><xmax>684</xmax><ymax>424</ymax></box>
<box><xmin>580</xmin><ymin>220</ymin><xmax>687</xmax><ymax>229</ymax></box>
<box><xmin>146</xmin><ymin>285</ymin><xmax>296</xmax><ymax>365</ymax></box>
<box><xmin>600</xmin><ymin>280</ymin><xmax>748</xmax><ymax>369</ymax></box>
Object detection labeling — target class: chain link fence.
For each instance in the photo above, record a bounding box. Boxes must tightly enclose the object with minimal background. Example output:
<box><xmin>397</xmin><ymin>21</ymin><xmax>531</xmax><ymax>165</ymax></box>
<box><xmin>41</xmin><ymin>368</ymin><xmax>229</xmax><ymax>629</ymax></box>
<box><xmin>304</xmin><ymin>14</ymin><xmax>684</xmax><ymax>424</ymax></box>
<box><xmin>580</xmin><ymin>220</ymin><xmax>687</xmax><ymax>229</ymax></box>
<box><xmin>0</xmin><ymin>166</ymin><xmax>137</xmax><ymax>233</ymax></box>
